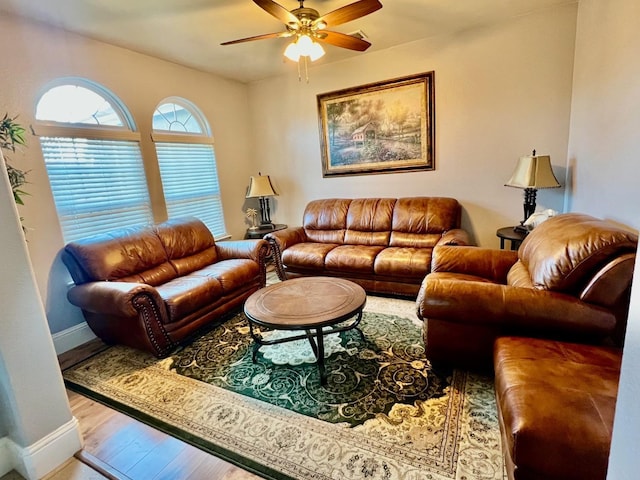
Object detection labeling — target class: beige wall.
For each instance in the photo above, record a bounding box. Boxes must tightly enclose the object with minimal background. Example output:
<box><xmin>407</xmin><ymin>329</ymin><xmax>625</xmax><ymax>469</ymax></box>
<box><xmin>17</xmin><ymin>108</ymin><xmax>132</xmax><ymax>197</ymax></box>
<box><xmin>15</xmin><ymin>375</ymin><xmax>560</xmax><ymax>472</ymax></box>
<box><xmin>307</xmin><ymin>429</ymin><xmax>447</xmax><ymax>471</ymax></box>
<box><xmin>567</xmin><ymin>0</ymin><xmax>639</xmax><ymax>228</ymax></box>
<box><xmin>248</xmin><ymin>3</ymin><xmax>577</xmax><ymax>247</ymax></box>
<box><xmin>0</xmin><ymin>15</ymin><xmax>254</xmax><ymax>334</ymax></box>
<box><xmin>567</xmin><ymin>0</ymin><xmax>640</xmax><ymax>477</ymax></box>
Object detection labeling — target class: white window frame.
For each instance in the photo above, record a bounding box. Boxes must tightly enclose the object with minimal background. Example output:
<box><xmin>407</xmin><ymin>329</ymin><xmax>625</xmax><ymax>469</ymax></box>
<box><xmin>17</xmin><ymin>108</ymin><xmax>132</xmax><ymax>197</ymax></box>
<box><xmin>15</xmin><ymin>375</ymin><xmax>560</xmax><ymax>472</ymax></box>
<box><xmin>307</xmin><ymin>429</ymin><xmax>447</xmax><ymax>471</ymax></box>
<box><xmin>35</xmin><ymin>78</ymin><xmax>153</xmax><ymax>243</ymax></box>
<box><xmin>152</xmin><ymin>97</ymin><xmax>229</xmax><ymax>239</ymax></box>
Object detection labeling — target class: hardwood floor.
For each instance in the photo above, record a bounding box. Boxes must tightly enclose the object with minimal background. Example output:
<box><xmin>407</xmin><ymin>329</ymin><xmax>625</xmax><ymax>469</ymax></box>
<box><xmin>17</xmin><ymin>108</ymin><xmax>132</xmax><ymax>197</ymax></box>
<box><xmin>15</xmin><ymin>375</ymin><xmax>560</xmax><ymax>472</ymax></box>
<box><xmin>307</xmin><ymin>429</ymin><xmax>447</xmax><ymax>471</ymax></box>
<box><xmin>53</xmin><ymin>340</ymin><xmax>262</xmax><ymax>480</ymax></box>
<box><xmin>68</xmin><ymin>391</ymin><xmax>260</xmax><ymax>480</ymax></box>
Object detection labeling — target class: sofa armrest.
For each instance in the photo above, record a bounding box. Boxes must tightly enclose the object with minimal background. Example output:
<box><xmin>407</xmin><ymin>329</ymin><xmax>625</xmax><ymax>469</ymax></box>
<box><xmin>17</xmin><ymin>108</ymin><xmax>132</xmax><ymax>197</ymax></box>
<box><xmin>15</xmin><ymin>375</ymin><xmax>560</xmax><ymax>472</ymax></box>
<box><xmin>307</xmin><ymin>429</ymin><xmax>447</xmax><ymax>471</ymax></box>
<box><xmin>67</xmin><ymin>281</ymin><xmax>167</xmax><ymax>319</ymax></box>
<box><xmin>431</xmin><ymin>245</ymin><xmax>519</xmax><ymax>283</ymax></box>
<box><xmin>418</xmin><ymin>278</ymin><xmax>617</xmax><ymax>337</ymax></box>
<box><xmin>216</xmin><ymin>239</ymin><xmax>269</xmax><ymax>263</ymax></box>
<box><xmin>264</xmin><ymin>227</ymin><xmax>307</xmax><ymax>251</ymax></box>
<box><xmin>436</xmin><ymin>228</ymin><xmax>472</xmax><ymax>246</ymax></box>
<box><xmin>67</xmin><ymin>281</ymin><xmax>176</xmax><ymax>357</ymax></box>
<box><xmin>265</xmin><ymin>227</ymin><xmax>307</xmax><ymax>280</ymax></box>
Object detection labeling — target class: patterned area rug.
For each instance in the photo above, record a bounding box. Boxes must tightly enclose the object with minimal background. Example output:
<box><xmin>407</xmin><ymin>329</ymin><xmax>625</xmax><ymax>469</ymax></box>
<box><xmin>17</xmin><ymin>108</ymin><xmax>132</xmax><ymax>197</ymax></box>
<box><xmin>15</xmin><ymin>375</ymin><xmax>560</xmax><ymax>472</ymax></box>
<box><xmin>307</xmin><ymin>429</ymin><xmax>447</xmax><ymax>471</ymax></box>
<box><xmin>63</xmin><ymin>292</ymin><xmax>505</xmax><ymax>480</ymax></box>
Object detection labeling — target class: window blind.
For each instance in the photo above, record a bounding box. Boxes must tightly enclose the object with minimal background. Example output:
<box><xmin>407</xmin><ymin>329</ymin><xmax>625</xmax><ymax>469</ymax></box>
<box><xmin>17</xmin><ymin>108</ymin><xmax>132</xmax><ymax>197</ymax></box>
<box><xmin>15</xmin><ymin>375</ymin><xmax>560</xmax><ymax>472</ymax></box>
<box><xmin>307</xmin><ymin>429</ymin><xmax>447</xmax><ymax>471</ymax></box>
<box><xmin>155</xmin><ymin>142</ymin><xmax>227</xmax><ymax>239</ymax></box>
<box><xmin>41</xmin><ymin>136</ymin><xmax>153</xmax><ymax>242</ymax></box>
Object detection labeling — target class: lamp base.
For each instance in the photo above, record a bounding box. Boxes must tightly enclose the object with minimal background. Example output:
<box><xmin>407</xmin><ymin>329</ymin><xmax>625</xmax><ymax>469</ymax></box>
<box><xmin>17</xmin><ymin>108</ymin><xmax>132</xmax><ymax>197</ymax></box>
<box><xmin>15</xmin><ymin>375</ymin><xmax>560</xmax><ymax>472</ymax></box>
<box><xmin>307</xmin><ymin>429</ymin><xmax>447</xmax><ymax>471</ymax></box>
<box><xmin>258</xmin><ymin>197</ymin><xmax>275</xmax><ymax>228</ymax></box>
<box><xmin>521</xmin><ymin>187</ymin><xmax>537</xmax><ymax>225</ymax></box>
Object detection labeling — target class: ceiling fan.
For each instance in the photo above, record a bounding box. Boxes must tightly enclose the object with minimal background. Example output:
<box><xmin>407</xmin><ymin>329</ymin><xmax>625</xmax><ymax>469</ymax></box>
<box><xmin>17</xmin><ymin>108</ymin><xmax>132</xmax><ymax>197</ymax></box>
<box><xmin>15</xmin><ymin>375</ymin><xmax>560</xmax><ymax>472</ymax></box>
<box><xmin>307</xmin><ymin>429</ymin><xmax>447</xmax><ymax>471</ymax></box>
<box><xmin>221</xmin><ymin>0</ymin><xmax>383</xmax><ymax>60</ymax></box>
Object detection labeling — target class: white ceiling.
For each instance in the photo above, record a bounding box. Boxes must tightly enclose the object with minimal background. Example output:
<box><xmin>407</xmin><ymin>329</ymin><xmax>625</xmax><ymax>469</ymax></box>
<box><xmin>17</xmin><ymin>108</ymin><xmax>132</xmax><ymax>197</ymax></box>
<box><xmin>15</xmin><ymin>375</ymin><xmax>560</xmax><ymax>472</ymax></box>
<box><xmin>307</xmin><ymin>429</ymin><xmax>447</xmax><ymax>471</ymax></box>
<box><xmin>1</xmin><ymin>0</ymin><xmax>574</xmax><ymax>83</ymax></box>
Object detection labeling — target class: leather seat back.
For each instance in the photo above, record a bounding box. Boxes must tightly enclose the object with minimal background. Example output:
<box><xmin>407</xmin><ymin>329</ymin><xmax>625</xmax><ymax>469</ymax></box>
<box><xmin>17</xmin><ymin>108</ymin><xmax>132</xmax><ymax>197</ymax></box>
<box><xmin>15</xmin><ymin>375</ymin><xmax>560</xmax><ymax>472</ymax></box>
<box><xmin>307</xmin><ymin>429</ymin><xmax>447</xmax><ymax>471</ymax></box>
<box><xmin>515</xmin><ymin>213</ymin><xmax>637</xmax><ymax>296</ymax></box>
<box><xmin>154</xmin><ymin>217</ymin><xmax>219</xmax><ymax>276</ymax></box>
<box><xmin>62</xmin><ymin>224</ymin><xmax>177</xmax><ymax>286</ymax></box>
<box><xmin>303</xmin><ymin>198</ymin><xmax>351</xmax><ymax>244</ymax></box>
<box><xmin>301</xmin><ymin>197</ymin><xmax>464</xmax><ymax>250</ymax></box>
<box><xmin>390</xmin><ymin>197</ymin><xmax>462</xmax><ymax>248</ymax></box>
<box><xmin>344</xmin><ymin>198</ymin><xmax>395</xmax><ymax>246</ymax></box>
<box><xmin>62</xmin><ymin>217</ymin><xmax>222</xmax><ymax>286</ymax></box>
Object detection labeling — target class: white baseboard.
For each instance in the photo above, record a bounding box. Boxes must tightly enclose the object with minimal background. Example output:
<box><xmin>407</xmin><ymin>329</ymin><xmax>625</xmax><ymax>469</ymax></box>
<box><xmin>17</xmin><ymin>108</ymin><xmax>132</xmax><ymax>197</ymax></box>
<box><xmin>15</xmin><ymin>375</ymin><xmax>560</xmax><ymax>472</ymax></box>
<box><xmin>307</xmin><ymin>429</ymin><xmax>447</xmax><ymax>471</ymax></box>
<box><xmin>0</xmin><ymin>437</ymin><xmax>14</xmax><ymax>477</ymax></box>
<box><xmin>3</xmin><ymin>417</ymin><xmax>83</xmax><ymax>480</ymax></box>
<box><xmin>52</xmin><ymin>322</ymin><xmax>96</xmax><ymax>355</ymax></box>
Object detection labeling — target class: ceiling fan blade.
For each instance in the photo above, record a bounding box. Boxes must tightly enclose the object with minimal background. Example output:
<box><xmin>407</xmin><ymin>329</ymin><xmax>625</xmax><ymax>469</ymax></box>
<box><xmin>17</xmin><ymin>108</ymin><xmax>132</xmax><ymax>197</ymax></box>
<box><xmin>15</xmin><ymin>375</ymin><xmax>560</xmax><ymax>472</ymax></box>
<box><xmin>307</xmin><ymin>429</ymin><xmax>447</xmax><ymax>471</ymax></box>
<box><xmin>253</xmin><ymin>0</ymin><xmax>300</xmax><ymax>26</ymax></box>
<box><xmin>313</xmin><ymin>0</ymin><xmax>382</xmax><ymax>28</ymax></box>
<box><xmin>221</xmin><ymin>31</ymin><xmax>291</xmax><ymax>46</ymax></box>
<box><xmin>316</xmin><ymin>30</ymin><xmax>371</xmax><ymax>51</ymax></box>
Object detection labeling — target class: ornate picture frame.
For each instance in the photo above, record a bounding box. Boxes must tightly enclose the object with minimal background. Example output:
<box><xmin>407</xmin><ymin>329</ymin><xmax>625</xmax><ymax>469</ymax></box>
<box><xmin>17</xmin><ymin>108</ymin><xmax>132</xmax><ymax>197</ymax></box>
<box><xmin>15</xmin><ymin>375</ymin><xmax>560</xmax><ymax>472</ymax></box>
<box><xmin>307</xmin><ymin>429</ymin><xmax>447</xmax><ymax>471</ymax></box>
<box><xmin>317</xmin><ymin>71</ymin><xmax>435</xmax><ymax>177</ymax></box>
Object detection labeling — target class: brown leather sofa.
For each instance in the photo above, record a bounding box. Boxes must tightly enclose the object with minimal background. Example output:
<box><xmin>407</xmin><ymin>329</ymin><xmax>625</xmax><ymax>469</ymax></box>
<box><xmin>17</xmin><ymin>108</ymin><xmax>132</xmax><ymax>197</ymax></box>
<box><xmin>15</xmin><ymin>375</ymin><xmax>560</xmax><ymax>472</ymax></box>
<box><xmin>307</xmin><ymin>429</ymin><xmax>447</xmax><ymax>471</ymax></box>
<box><xmin>416</xmin><ymin>212</ymin><xmax>637</xmax><ymax>480</ymax></box>
<box><xmin>266</xmin><ymin>197</ymin><xmax>470</xmax><ymax>297</ymax></box>
<box><xmin>416</xmin><ymin>213</ymin><xmax>637</xmax><ymax>368</ymax></box>
<box><xmin>62</xmin><ymin>216</ymin><xmax>269</xmax><ymax>357</ymax></box>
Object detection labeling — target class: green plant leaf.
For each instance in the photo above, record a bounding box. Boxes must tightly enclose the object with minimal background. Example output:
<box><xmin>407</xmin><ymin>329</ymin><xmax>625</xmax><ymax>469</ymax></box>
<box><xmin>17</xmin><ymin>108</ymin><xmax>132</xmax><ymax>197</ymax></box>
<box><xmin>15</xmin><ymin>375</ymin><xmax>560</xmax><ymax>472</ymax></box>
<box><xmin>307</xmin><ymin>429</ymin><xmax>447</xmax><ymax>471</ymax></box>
<box><xmin>1</xmin><ymin>113</ymin><xmax>30</xmax><ymax>228</ymax></box>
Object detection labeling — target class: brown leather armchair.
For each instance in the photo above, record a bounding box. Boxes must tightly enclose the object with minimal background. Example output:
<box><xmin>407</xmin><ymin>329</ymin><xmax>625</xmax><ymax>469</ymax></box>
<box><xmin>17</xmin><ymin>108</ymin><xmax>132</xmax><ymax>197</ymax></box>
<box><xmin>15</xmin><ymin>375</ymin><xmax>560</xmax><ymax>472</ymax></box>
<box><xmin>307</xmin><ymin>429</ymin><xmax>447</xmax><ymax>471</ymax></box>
<box><xmin>416</xmin><ymin>213</ymin><xmax>637</xmax><ymax>369</ymax></box>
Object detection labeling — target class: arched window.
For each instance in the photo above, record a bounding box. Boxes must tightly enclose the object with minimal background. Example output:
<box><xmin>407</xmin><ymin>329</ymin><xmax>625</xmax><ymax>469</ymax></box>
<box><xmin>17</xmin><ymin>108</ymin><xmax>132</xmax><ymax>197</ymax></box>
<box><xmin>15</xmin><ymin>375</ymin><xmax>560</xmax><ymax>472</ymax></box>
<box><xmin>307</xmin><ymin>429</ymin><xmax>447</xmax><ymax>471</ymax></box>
<box><xmin>36</xmin><ymin>78</ymin><xmax>152</xmax><ymax>242</ymax></box>
<box><xmin>152</xmin><ymin>98</ymin><xmax>227</xmax><ymax>238</ymax></box>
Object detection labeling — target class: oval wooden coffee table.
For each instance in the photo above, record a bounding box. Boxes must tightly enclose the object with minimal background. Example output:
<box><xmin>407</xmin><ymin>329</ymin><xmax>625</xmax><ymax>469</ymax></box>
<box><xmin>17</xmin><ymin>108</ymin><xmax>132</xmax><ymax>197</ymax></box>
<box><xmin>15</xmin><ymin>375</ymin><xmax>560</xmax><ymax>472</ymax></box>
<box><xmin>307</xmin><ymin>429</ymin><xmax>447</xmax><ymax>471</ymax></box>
<box><xmin>243</xmin><ymin>276</ymin><xmax>367</xmax><ymax>385</ymax></box>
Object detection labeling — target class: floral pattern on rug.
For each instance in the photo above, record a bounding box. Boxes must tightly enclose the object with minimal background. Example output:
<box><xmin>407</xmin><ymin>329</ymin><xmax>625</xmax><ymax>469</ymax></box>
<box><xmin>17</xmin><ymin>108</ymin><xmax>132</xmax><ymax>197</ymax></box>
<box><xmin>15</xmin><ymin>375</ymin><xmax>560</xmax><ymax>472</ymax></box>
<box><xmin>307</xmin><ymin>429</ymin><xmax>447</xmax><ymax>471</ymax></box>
<box><xmin>170</xmin><ymin>312</ymin><xmax>452</xmax><ymax>427</ymax></box>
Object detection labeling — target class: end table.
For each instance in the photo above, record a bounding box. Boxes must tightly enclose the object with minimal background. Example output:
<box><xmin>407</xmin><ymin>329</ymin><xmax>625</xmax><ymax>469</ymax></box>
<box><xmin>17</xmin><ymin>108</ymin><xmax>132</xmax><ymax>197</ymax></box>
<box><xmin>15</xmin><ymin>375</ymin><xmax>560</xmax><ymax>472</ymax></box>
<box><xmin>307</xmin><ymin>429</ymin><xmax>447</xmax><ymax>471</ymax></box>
<box><xmin>244</xmin><ymin>223</ymin><xmax>287</xmax><ymax>240</ymax></box>
<box><xmin>496</xmin><ymin>226</ymin><xmax>528</xmax><ymax>250</ymax></box>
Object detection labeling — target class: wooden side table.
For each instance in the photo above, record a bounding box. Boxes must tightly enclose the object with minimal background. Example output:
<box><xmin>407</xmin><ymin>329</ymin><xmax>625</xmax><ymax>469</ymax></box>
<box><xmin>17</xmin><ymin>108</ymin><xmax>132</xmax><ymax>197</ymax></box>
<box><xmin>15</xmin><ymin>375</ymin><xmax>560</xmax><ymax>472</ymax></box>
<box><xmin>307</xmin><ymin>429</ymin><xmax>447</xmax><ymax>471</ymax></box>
<box><xmin>244</xmin><ymin>223</ymin><xmax>287</xmax><ymax>239</ymax></box>
<box><xmin>496</xmin><ymin>226</ymin><xmax>528</xmax><ymax>250</ymax></box>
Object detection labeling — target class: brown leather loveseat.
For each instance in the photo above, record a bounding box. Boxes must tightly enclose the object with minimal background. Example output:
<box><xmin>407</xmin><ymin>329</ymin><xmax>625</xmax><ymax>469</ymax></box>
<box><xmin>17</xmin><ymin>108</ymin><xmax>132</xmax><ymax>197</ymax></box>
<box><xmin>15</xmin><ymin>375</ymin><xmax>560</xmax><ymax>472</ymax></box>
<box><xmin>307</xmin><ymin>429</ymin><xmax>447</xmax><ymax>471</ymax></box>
<box><xmin>266</xmin><ymin>197</ymin><xmax>470</xmax><ymax>297</ymax></box>
<box><xmin>62</xmin><ymin>216</ymin><xmax>269</xmax><ymax>357</ymax></box>
<box><xmin>417</xmin><ymin>212</ymin><xmax>637</xmax><ymax>480</ymax></box>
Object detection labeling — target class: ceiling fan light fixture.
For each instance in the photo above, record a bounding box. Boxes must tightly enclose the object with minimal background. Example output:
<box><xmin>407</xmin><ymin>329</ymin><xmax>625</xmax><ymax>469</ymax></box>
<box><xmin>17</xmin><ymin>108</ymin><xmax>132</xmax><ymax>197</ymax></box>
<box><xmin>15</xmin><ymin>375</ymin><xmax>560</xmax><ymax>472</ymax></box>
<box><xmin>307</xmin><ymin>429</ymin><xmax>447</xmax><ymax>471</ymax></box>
<box><xmin>308</xmin><ymin>41</ymin><xmax>325</xmax><ymax>61</ymax></box>
<box><xmin>297</xmin><ymin>34</ymin><xmax>313</xmax><ymax>52</ymax></box>
<box><xmin>284</xmin><ymin>34</ymin><xmax>324</xmax><ymax>62</ymax></box>
<box><xmin>284</xmin><ymin>41</ymin><xmax>301</xmax><ymax>61</ymax></box>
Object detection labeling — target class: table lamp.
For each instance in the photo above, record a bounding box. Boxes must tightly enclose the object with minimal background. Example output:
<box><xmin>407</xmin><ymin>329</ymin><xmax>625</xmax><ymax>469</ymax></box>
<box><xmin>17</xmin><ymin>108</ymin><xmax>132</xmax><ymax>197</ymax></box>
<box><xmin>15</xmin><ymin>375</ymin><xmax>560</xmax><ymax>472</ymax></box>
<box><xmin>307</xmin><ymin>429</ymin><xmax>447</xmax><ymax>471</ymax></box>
<box><xmin>246</xmin><ymin>173</ymin><xmax>278</xmax><ymax>228</ymax></box>
<box><xmin>505</xmin><ymin>150</ymin><xmax>560</xmax><ymax>229</ymax></box>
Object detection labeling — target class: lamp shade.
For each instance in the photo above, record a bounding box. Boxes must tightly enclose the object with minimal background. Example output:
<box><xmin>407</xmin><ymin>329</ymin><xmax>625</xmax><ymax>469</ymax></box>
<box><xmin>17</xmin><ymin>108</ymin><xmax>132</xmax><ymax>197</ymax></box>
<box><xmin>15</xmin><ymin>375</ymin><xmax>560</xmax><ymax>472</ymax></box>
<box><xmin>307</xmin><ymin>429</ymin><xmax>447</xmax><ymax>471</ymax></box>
<box><xmin>246</xmin><ymin>174</ymin><xmax>278</xmax><ymax>198</ymax></box>
<box><xmin>505</xmin><ymin>154</ymin><xmax>561</xmax><ymax>189</ymax></box>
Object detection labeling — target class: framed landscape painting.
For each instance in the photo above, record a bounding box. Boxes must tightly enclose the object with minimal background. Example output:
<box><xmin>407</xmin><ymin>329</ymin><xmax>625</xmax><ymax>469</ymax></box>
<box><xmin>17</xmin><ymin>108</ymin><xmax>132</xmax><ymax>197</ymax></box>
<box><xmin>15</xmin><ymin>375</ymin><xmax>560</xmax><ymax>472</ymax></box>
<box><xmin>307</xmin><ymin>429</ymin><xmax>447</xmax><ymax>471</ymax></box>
<box><xmin>317</xmin><ymin>72</ymin><xmax>435</xmax><ymax>177</ymax></box>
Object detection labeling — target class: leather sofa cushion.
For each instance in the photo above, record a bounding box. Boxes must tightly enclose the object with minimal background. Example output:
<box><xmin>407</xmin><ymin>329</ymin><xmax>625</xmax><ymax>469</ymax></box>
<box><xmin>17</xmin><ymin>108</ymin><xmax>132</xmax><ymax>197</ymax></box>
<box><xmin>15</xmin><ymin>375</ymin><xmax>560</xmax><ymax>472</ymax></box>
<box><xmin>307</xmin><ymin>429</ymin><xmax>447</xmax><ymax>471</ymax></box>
<box><xmin>156</xmin><ymin>274</ymin><xmax>223</xmax><ymax>323</ymax></box>
<box><xmin>495</xmin><ymin>336</ymin><xmax>621</xmax><ymax>480</ymax></box>
<box><xmin>325</xmin><ymin>245</ymin><xmax>385</xmax><ymax>273</ymax></box>
<box><xmin>64</xmin><ymin>224</ymin><xmax>176</xmax><ymax>285</ymax></box>
<box><xmin>197</xmin><ymin>259</ymin><xmax>262</xmax><ymax>294</ymax></box>
<box><xmin>390</xmin><ymin>232</ymin><xmax>443</xmax><ymax>248</ymax></box>
<box><xmin>154</xmin><ymin>217</ymin><xmax>219</xmax><ymax>275</ymax></box>
<box><xmin>519</xmin><ymin>213</ymin><xmax>638</xmax><ymax>293</ymax></box>
<box><xmin>282</xmin><ymin>243</ymin><xmax>339</xmax><ymax>270</ymax></box>
<box><xmin>118</xmin><ymin>263</ymin><xmax>179</xmax><ymax>286</ymax></box>
<box><xmin>374</xmin><ymin>247</ymin><xmax>433</xmax><ymax>279</ymax></box>
<box><xmin>506</xmin><ymin>260</ymin><xmax>534</xmax><ymax>288</ymax></box>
